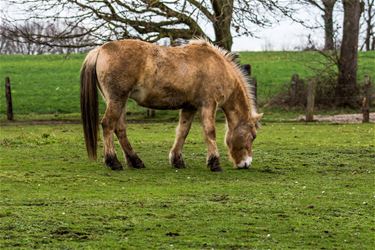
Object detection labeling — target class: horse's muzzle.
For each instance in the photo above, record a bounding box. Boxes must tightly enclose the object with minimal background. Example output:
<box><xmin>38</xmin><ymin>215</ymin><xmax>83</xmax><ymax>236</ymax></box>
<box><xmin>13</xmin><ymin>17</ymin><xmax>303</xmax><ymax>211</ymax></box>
<box><xmin>237</xmin><ymin>156</ymin><xmax>252</xmax><ymax>169</ymax></box>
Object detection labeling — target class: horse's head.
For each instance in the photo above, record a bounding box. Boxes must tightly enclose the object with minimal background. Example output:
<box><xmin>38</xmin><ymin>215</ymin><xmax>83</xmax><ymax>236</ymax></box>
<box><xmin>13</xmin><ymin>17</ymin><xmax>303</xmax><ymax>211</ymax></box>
<box><xmin>226</xmin><ymin>113</ymin><xmax>263</xmax><ymax>169</ymax></box>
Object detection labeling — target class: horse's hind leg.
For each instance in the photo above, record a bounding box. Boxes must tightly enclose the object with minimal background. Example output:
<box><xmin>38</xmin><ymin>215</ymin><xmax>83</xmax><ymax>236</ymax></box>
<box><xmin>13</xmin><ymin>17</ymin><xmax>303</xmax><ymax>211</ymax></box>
<box><xmin>115</xmin><ymin>110</ymin><xmax>145</xmax><ymax>169</ymax></box>
<box><xmin>101</xmin><ymin>101</ymin><xmax>124</xmax><ymax>170</ymax></box>
<box><xmin>200</xmin><ymin>104</ymin><xmax>222</xmax><ymax>172</ymax></box>
<box><xmin>169</xmin><ymin>108</ymin><xmax>196</xmax><ymax>168</ymax></box>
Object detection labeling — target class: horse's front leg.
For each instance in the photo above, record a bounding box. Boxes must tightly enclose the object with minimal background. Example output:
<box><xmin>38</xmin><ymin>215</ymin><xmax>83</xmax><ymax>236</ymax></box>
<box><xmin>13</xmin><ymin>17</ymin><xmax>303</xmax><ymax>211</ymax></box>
<box><xmin>200</xmin><ymin>105</ymin><xmax>222</xmax><ymax>172</ymax></box>
<box><xmin>169</xmin><ymin>108</ymin><xmax>196</xmax><ymax>168</ymax></box>
<box><xmin>115</xmin><ymin>109</ymin><xmax>145</xmax><ymax>169</ymax></box>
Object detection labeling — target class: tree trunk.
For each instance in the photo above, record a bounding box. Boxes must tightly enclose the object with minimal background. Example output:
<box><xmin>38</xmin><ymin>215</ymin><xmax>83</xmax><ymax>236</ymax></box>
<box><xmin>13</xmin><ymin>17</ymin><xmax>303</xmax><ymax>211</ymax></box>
<box><xmin>322</xmin><ymin>0</ymin><xmax>336</xmax><ymax>50</ymax></box>
<box><xmin>336</xmin><ymin>0</ymin><xmax>363</xmax><ymax>107</ymax></box>
<box><xmin>211</xmin><ymin>0</ymin><xmax>234</xmax><ymax>51</ymax></box>
<box><xmin>365</xmin><ymin>0</ymin><xmax>374</xmax><ymax>51</ymax></box>
<box><xmin>365</xmin><ymin>27</ymin><xmax>371</xmax><ymax>51</ymax></box>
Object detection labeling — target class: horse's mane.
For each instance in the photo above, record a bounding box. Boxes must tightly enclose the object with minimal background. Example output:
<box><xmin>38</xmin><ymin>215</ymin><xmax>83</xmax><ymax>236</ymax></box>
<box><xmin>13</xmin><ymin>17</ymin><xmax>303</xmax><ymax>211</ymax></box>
<box><xmin>188</xmin><ymin>39</ymin><xmax>257</xmax><ymax>116</ymax></box>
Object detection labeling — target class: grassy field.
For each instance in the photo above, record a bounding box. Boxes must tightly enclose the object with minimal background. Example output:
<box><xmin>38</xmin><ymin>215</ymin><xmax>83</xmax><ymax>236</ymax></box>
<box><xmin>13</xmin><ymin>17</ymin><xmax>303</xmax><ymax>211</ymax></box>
<box><xmin>0</xmin><ymin>51</ymin><xmax>374</xmax><ymax>117</ymax></box>
<box><xmin>1</xmin><ymin>121</ymin><xmax>374</xmax><ymax>249</ymax></box>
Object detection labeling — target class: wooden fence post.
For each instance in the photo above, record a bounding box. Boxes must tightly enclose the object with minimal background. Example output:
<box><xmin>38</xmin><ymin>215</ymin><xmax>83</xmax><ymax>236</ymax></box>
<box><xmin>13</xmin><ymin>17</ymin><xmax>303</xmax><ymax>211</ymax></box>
<box><xmin>362</xmin><ymin>75</ymin><xmax>372</xmax><ymax>123</ymax></box>
<box><xmin>251</xmin><ymin>77</ymin><xmax>258</xmax><ymax>106</ymax></box>
<box><xmin>5</xmin><ymin>77</ymin><xmax>14</xmax><ymax>121</ymax></box>
<box><xmin>242</xmin><ymin>64</ymin><xmax>251</xmax><ymax>77</ymax></box>
<box><xmin>241</xmin><ymin>64</ymin><xmax>257</xmax><ymax>106</ymax></box>
<box><xmin>306</xmin><ymin>78</ymin><xmax>316</xmax><ymax>122</ymax></box>
<box><xmin>147</xmin><ymin>109</ymin><xmax>156</xmax><ymax>118</ymax></box>
<box><xmin>290</xmin><ymin>74</ymin><xmax>300</xmax><ymax>105</ymax></box>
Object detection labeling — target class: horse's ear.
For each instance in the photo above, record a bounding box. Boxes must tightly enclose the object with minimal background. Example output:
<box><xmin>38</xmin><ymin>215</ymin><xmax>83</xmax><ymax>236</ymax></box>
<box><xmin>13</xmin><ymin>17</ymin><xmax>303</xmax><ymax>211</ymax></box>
<box><xmin>253</xmin><ymin>113</ymin><xmax>263</xmax><ymax>121</ymax></box>
<box><xmin>253</xmin><ymin>113</ymin><xmax>263</xmax><ymax>129</ymax></box>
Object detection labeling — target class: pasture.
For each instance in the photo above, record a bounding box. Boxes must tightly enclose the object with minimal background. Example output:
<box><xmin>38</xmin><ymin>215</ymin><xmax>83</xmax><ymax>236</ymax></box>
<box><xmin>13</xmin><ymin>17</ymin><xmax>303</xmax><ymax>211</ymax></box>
<box><xmin>1</xmin><ymin>49</ymin><xmax>374</xmax><ymax>248</ymax></box>
<box><xmin>0</xmin><ymin>51</ymin><xmax>374</xmax><ymax>117</ymax></box>
<box><xmin>1</xmin><ymin>122</ymin><xmax>374</xmax><ymax>249</ymax></box>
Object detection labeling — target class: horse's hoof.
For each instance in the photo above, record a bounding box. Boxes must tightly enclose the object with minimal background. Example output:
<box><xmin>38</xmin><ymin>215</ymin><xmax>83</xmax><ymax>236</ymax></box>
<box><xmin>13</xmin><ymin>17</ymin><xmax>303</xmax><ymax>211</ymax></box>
<box><xmin>171</xmin><ymin>154</ymin><xmax>185</xmax><ymax>169</ymax></box>
<box><xmin>210</xmin><ymin>165</ymin><xmax>223</xmax><ymax>172</ymax></box>
<box><xmin>236</xmin><ymin>165</ymin><xmax>250</xmax><ymax>170</ymax></box>
<box><xmin>207</xmin><ymin>155</ymin><xmax>222</xmax><ymax>172</ymax></box>
<box><xmin>126</xmin><ymin>154</ymin><xmax>145</xmax><ymax>169</ymax></box>
<box><xmin>105</xmin><ymin>155</ymin><xmax>123</xmax><ymax>171</ymax></box>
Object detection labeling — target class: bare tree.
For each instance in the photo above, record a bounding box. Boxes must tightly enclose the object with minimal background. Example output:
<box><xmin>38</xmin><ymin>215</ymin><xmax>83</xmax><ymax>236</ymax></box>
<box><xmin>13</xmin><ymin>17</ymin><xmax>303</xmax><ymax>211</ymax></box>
<box><xmin>336</xmin><ymin>0</ymin><xmax>364</xmax><ymax>107</ymax></box>
<box><xmin>0</xmin><ymin>23</ymin><xmax>48</xmax><ymax>54</ymax></box>
<box><xmin>301</xmin><ymin>0</ymin><xmax>338</xmax><ymax>50</ymax></box>
<box><xmin>0</xmin><ymin>21</ymin><xmax>95</xmax><ymax>54</ymax></box>
<box><xmin>2</xmin><ymin>0</ymin><xmax>295</xmax><ymax>51</ymax></box>
<box><xmin>360</xmin><ymin>0</ymin><xmax>375</xmax><ymax>51</ymax></box>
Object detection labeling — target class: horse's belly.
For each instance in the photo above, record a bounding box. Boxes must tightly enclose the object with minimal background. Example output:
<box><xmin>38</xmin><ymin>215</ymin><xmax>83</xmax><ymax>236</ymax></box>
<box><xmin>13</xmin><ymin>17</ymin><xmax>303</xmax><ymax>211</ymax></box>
<box><xmin>129</xmin><ymin>86</ymin><xmax>193</xmax><ymax>110</ymax></box>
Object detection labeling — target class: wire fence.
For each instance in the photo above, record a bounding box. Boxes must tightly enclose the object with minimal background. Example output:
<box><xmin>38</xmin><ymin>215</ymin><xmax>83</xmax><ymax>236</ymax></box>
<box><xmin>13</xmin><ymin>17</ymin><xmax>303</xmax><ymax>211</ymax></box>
<box><xmin>1</xmin><ymin>71</ymin><xmax>374</xmax><ymax>123</ymax></box>
<box><xmin>244</xmin><ymin>71</ymin><xmax>374</xmax><ymax>123</ymax></box>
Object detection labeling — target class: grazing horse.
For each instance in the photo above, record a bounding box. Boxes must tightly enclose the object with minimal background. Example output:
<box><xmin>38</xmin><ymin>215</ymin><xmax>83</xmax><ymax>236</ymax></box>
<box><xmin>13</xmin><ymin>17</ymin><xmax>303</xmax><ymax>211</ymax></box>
<box><xmin>80</xmin><ymin>39</ymin><xmax>262</xmax><ymax>172</ymax></box>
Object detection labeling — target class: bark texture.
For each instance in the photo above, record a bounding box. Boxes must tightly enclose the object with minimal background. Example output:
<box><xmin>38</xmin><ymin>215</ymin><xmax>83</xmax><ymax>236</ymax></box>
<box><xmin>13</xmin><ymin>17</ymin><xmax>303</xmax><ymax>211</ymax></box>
<box><xmin>322</xmin><ymin>0</ymin><xmax>336</xmax><ymax>50</ymax></box>
<box><xmin>212</xmin><ymin>0</ymin><xmax>234</xmax><ymax>51</ymax></box>
<box><xmin>363</xmin><ymin>0</ymin><xmax>375</xmax><ymax>51</ymax></box>
<box><xmin>336</xmin><ymin>0</ymin><xmax>363</xmax><ymax>107</ymax></box>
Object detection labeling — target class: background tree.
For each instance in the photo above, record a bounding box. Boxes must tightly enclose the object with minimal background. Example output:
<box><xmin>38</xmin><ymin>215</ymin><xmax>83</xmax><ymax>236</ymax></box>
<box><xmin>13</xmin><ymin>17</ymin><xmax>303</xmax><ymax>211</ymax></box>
<box><xmin>360</xmin><ymin>0</ymin><xmax>375</xmax><ymax>51</ymax></box>
<box><xmin>336</xmin><ymin>0</ymin><xmax>364</xmax><ymax>107</ymax></box>
<box><xmin>2</xmin><ymin>0</ymin><xmax>295</xmax><ymax>51</ymax></box>
<box><xmin>301</xmin><ymin>0</ymin><xmax>338</xmax><ymax>50</ymax></box>
<box><xmin>0</xmin><ymin>22</ymin><xmax>95</xmax><ymax>54</ymax></box>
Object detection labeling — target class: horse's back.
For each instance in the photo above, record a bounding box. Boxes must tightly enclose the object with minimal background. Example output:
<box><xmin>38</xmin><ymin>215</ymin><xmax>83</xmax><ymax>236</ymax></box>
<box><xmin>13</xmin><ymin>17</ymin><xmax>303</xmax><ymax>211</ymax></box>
<box><xmin>96</xmin><ymin>39</ymin><xmax>238</xmax><ymax>109</ymax></box>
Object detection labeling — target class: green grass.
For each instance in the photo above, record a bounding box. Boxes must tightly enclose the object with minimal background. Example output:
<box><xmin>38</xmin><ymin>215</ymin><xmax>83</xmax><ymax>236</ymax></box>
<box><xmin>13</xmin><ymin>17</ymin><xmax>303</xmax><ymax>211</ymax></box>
<box><xmin>240</xmin><ymin>51</ymin><xmax>375</xmax><ymax>99</ymax></box>
<box><xmin>1</xmin><ymin>122</ymin><xmax>374</xmax><ymax>249</ymax></box>
<box><xmin>1</xmin><ymin>51</ymin><xmax>374</xmax><ymax>117</ymax></box>
<box><xmin>0</xmin><ymin>54</ymin><xmax>82</xmax><ymax>115</ymax></box>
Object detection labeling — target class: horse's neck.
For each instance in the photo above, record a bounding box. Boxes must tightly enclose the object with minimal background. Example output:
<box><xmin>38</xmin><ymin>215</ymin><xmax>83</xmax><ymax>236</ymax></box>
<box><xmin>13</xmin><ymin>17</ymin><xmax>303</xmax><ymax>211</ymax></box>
<box><xmin>222</xmin><ymin>87</ymin><xmax>252</xmax><ymax>130</ymax></box>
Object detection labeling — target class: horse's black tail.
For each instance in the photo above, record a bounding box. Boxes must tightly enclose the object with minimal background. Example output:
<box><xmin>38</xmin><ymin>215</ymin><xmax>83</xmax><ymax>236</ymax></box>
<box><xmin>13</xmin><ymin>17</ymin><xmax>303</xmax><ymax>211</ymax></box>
<box><xmin>80</xmin><ymin>49</ymin><xmax>99</xmax><ymax>160</ymax></box>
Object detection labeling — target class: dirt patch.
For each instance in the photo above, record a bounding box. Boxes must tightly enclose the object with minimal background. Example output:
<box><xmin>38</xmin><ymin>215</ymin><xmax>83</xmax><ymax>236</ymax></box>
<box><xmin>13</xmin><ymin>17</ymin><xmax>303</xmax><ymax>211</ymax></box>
<box><xmin>1</xmin><ymin>113</ymin><xmax>374</xmax><ymax>125</ymax></box>
<box><xmin>0</xmin><ymin>118</ymin><xmax>177</xmax><ymax>126</ymax></box>
<box><xmin>297</xmin><ymin>112</ymin><xmax>375</xmax><ymax>123</ymax></box>
<box><xmin>51</xmin><ymin>227</ymin><xmax>91</xmax><ymax>240</ymax></box>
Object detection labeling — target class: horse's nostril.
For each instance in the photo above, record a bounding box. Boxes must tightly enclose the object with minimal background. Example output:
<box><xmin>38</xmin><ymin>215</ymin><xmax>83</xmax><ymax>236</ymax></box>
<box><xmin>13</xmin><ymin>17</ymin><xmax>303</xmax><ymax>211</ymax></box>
<box><xmin>237</xmin><ymin>156</ymin><xmax>252</xmax><ymax>169</ymax></box>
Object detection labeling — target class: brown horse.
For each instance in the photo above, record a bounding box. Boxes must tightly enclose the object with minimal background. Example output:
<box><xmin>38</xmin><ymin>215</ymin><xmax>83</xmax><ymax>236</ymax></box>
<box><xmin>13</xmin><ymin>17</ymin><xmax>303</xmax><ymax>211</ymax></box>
<box><xmin>80</xmin><ymin>39</ymin><xmax>262</xmax><ymax>172</ymax></box>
